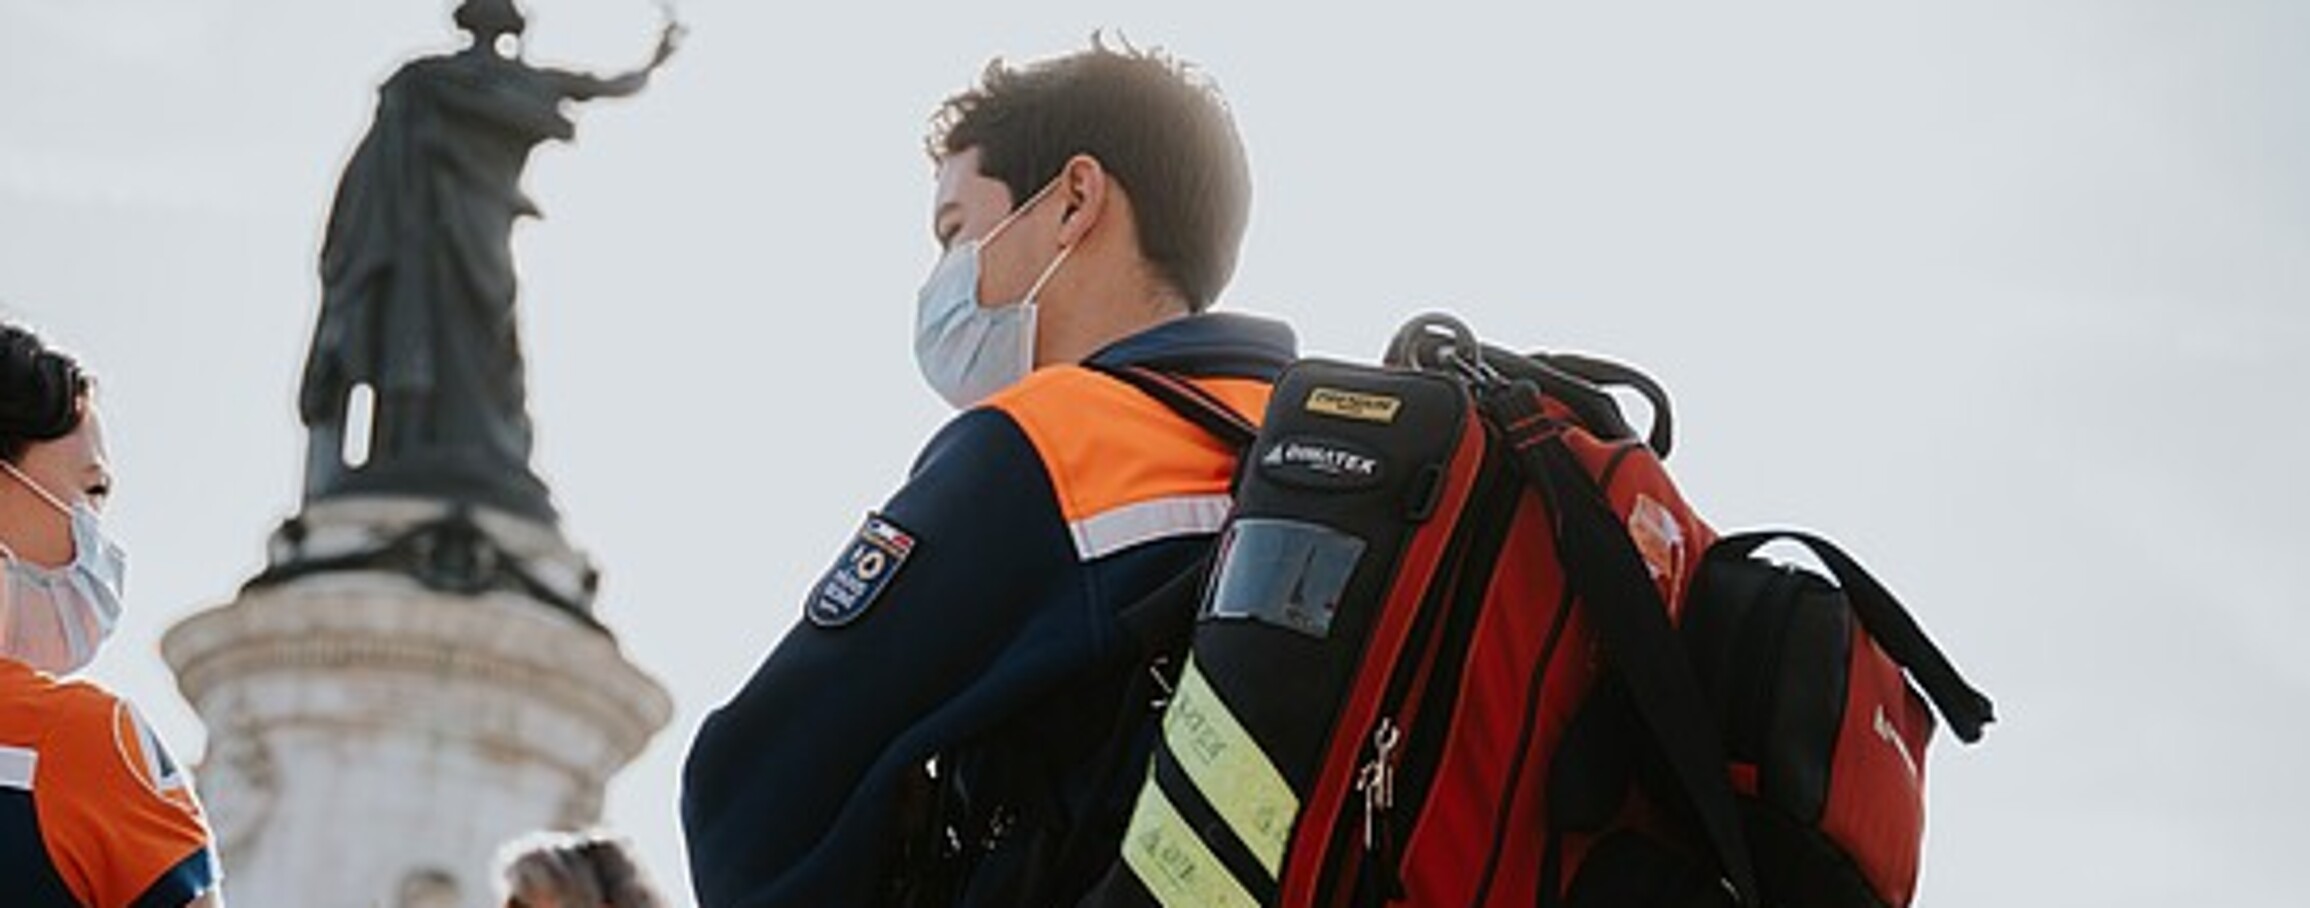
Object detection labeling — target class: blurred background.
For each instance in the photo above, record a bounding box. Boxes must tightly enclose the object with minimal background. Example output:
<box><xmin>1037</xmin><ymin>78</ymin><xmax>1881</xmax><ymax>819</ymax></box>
<box><xmin>3</xmin><ymin>0</ymin><xmax>2303</xmax><ymax>903</ymax></box>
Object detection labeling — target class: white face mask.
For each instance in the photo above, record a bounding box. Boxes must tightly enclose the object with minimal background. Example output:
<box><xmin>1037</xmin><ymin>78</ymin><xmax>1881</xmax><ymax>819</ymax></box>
<box><xmin>0</xmin><ymin>460</ymin><xmax>126</xmax><ymax>676</ymax></box>
<box><xmin>913</xmin><ymin>177</ymin><xmax>1075</xmax><ymax>409</ymax></box>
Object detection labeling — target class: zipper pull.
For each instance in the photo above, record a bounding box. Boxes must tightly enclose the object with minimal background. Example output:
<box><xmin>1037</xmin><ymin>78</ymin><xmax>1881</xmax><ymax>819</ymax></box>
<box><xmin>1354</xmin><ymin>717</ymin><xmax>1402</xmax><ymax>849</ymax></box>
<box><xmin>1354</xmin><ymin>718</ymin><xmax>1409</xmax><ymax>902</ymax></box>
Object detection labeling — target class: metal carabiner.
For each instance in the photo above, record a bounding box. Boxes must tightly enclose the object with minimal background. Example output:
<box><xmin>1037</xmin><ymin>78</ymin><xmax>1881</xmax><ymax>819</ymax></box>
<box><xmin>1394</xmin><ymin>311</ymin><xmax>1506</xmax><ymax>391</ymax></box>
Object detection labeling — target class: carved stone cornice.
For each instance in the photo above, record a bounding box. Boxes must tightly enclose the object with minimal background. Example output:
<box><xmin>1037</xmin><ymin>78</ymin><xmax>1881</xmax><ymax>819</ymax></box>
<box><xmin>164</xmin><ymin>573</ymin><xmax>669</xmax><ymax>765</ymax></box>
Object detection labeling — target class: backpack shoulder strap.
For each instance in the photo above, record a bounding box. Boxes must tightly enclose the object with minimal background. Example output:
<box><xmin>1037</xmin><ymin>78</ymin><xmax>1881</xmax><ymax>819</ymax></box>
<box><xmin>1082</xmin><ymin>363</ymin><xmax>1259</xmax><ymax>658</ymax></box>
<box><xmin>1088</xmin><ymin>363</ymin><xmax>1260</xmax><ymax>453</ymax></box>
<box><xmin>1481</xmin><ymin>379</ymin><xmax>1760</xmax><ymax>907</ymax></box>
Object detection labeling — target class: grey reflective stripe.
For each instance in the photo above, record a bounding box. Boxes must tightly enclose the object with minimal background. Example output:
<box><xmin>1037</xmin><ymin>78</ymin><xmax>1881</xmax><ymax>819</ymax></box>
<box><xmin>1069</xmin><ymin>494</ymin><xmax>1233</xmax><ymax>561</ymax></box>
<box><xmin>0</xmin><ymin>745</ymin><xmax>35</xmax><ymax>791</ymax></box>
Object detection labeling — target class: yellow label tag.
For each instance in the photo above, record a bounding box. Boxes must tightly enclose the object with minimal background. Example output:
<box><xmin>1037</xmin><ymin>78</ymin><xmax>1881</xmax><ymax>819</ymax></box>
<box><xmin>1122</xmin><ymin>777</ymin><xmax>1263</xmax><ymax>908</ymax></box>
<box><xmin>1165</xmin><ymin>659</ymin><xmax>1300</xmax><ymax>875</ymax></box>
<box><xmin>1305</xmin><ymin>387</ymin><xmax>1403</xmax><ymax>424</ymax></box>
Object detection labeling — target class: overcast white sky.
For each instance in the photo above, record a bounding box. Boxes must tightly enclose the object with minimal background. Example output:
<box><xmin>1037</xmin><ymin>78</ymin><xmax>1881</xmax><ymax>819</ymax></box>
<box><xmin>3</xmin><ymin>1</ymin><xmax>2305</xmax><ymax>904</ymax></box>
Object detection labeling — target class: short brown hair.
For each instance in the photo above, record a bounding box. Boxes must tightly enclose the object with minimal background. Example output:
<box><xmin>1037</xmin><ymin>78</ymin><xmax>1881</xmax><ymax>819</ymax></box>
<box><xmin>931</xmin><ymin>36</ymin><xmax>1251</xmax><ymax>311</ymax></box>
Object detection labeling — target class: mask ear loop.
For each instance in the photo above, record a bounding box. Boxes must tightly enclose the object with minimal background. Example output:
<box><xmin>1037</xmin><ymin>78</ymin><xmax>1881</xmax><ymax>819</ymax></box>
<box><xmin>1013</xmin><ymin>243</ymin><xmax>1076</xmax><ymax>370</ymax></box>
<box><xmin>1</xmin><ymin>531</ymin><xmax>19</xmax><ymax>656</ymax></box>
<box><xmin>983</xmin><ymin>175</ymin><xmax>1074</xmax><ymax>371</ymax></box>
<box><xmin>1020</xmin><ymin>243</ymin><xmax>1074</xmax><ymax>304</ymax></box>
<box><xmin>0</xmin><ymin>460</ymin><xmax>71</xmax><ymax>517</ymax></box>
<box><xmin>979</xmin><ymin>175</ymin><xmax>1067</xmax><ymax>251</ymax></box>
<box><xmin>0</xmin><ymin>460</ymin><xmax>75</xmax><ymax>569</ymax></box>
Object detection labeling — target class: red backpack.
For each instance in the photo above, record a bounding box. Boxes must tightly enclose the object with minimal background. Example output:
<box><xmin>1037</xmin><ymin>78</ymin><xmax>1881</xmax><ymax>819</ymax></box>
<box><xmin>1080</xmin><ymin>314</ymin><xmax>1993</xmax><ymax>907</ymax></box>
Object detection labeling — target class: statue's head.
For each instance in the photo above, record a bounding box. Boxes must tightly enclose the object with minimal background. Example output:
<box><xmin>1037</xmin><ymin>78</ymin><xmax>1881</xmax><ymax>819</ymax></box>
<box><xmin>453</xmin><ymin>0</ymin><xmax>527</xmax><ymax>40</ymax></box>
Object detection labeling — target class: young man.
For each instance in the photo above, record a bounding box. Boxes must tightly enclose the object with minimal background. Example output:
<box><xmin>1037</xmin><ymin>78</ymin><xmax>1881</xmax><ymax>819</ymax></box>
<box><xmin>682</xmin><ymin>40</ymin><xmax>1293</xmax><ymax>907</ymax></box>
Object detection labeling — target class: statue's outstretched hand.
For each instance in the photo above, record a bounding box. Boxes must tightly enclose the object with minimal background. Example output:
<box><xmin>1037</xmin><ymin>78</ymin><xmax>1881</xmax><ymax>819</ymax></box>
<box><xmin>651</xmin><ymin>18</ymin><xmax>685</xmax><ymax>69</ymax></box>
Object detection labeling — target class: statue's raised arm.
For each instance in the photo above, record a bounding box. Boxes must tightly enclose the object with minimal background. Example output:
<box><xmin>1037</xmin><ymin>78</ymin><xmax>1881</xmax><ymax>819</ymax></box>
<box><xmin>549</xmin><ymin>18</ymin><xmax>684</xmax><ymax>101</ymax></box>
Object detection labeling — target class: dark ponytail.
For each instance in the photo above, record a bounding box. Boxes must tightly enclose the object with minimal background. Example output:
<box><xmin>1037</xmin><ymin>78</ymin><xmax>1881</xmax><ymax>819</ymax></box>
<box><xmin>0</xmin><ymin>321</ymin><xmax>92</xmax><ymax>463</ymax></box>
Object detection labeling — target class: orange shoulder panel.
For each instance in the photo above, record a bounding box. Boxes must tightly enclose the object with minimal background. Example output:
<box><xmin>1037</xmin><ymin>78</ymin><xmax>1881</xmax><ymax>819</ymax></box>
<box><xmin>988</xmin><ymin>366</ymin><xmax>1271</xmax><ymax>556</ymax></box>
<box><xmin>34</xmin><ymin>680</ymin><xmax>213</xmax><ymax>908</ymax></box>
<box><xmin>0</xmin><ymin>660</ymin><xmax>64</xmax><ymax>746</ymax></box>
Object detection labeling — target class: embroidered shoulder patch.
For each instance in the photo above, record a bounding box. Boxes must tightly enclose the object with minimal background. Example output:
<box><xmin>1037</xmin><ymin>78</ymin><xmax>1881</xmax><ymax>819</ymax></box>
<box><xmin>112</xmin><ymin>700</ymin><xmax>197</xmax><ymax>810</ymax></box>
<box><xmin>808</xmin><ymin>513</ymin><xmax>918</xmax><ymax>628</ymax></box>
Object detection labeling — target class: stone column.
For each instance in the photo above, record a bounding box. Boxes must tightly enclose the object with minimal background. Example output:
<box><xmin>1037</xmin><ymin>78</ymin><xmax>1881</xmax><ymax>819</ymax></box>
<box><xmin>164</xmin><ymin>498</ymin><xmax>669</xmax><ymax>908</ymax></box>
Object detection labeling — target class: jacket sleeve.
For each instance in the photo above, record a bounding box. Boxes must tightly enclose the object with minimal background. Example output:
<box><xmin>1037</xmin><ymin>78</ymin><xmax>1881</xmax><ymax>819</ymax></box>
<box><xmin>681</xmin><ymin>407</ymin><xmax>1084</xmax><ymax>908</ymax></box>
<box><xmin>41</xmin><ymin>688</ymin><xmax>220</xmax><ymax>908</ymax></box>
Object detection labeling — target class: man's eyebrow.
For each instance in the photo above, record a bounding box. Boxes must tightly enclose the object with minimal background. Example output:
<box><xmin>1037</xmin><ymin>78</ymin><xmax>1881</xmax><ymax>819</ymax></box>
<box><xmin>932</xmin><ymin>200</ymin><xmax>961</xmax><ymax>238</ymax></box>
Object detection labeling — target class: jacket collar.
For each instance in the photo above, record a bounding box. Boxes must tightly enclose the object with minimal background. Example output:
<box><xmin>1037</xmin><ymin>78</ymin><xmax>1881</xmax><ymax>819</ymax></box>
<box><xmin>1082</xmin><ymin>312</ymin><xmax>1298</xmax><ymax>381</ymax></box>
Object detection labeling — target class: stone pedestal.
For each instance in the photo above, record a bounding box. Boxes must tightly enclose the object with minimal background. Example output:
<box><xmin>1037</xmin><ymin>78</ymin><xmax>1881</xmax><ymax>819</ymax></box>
<box><xmin>163</xmin><ymin>498</ymin><xmax>669</xmax><ymax>908</ymax></box>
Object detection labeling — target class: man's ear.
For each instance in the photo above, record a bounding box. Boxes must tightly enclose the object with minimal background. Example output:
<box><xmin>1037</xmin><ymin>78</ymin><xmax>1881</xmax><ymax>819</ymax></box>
<box><xmin>1055</xmin><ymin>154</ymin><xmax>1108</xmax><ymax>248</ymax></box>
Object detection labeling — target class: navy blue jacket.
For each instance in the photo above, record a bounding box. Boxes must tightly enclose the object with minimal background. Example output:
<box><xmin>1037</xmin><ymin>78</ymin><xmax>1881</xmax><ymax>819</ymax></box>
<box><xmin>683</xmin><ymin>314</ymin><xmax>1295</xmax><ymax>907</ymax></box>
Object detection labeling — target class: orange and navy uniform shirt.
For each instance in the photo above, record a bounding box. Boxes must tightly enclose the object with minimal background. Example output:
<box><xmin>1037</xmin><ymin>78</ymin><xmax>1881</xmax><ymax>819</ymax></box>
<box><xmin>2</xmin><ymin>658</ymin><xmax>220</xmax><ymax>907</ymax></box>
<box><xmin>683</xmin><ymin>313</ymin><xmax>1296</xmax><ymax>908</ymax></box>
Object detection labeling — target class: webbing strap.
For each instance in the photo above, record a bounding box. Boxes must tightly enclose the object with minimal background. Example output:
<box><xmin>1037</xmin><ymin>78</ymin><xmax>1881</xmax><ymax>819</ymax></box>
<box><xmin>1382</xmin><ymin>313</ymin><xmax>1672</xmax><ymax>457</ymax></box>
<box><xmin>1092</xmin><ymin>364</ymin><xmax>1259</xmax><ymax>453</ymax></box>
<box><xmin>1086</xmin><ymin>362</ymin><xmax>1257</xmax><ymax>659</ymax></box>
<box><xmin>1713</xmin><ymin>531</ymin><xmax>1995</xmax><ymax>743</ymax></box>
<box><xmin>1483</xmin><ymin>380</ymin><xmax>1761</xmax><ymax>907</ymax></box>
<box><xmin>1541</xmin><ymin>351</ymin><xmax>1675</xmax><ymax>458</ymax></box>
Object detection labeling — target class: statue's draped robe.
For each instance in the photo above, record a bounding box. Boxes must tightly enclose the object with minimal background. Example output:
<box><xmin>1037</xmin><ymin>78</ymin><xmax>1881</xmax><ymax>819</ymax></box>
<box><xmin>302</xmin><ymin>50</ymin><xmax>577</xmax><ymax>521</ymax></box>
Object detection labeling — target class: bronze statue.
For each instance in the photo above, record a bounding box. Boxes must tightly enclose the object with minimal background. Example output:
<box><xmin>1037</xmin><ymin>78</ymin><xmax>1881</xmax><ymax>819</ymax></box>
<box><xmin>299</xmin><ymin>0</ymin><xmax>679</xmax><ymax>522</ymax></box>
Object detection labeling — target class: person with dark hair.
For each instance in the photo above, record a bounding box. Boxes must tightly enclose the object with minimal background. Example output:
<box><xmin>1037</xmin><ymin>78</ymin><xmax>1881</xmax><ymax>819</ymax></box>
<box><xmin>496</xmin><ymin>829</ymin><xmax>666</xmax><ymax>908</ymax></box>
<box><xmin>0</xmin><ymin>321</ymin><xmax>224</xmax><ymax>906</ymax></box>
<box><xmin>682</xmin><ymin>38</ymin><xmax>1295</xmax><ymax>907</ymax></box>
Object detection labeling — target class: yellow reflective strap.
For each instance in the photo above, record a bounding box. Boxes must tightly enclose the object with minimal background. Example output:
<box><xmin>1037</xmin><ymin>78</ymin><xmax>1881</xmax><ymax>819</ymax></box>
<box><xmin>1164</xmin><ymin>658</ymin><xmax>1299</xmax><ymax>876</ymax></box>
<box><xmin>1122</xmin><ymin>775</ymin><xmax>1262</xmax><ymax>908</ymax></box>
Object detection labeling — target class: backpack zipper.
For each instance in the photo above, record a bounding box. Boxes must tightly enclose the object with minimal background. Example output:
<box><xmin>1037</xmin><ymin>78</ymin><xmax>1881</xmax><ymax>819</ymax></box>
<box><xmin>1352</xmin><ymin>717</ymin><xmax>1406</xmax><ymax>903</ymax></box>
<box><xmin>1318</xmin><ymin>445</ymin><xmax>1517</xmax><ymax>904</ymax></box>
<box><xmin>1356</xmin><ymin>717</ymin><xmax>1401</xmax><ymax>852</ymax></box>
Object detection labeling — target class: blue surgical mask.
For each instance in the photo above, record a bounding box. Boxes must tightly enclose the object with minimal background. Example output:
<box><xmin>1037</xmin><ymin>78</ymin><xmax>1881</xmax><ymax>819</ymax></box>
<box><xmin>0</xmin><ymin>460</ymin><xmax>126</xmax><ymax>676</ymax></box>
<box><xmin>913</xmin><ymin>178</ymin><xmax>1074</xmax><ymax>409</ymax></box>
